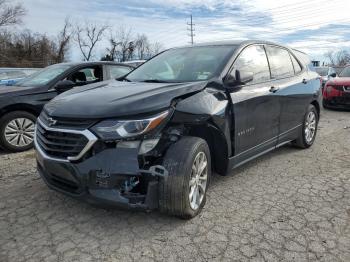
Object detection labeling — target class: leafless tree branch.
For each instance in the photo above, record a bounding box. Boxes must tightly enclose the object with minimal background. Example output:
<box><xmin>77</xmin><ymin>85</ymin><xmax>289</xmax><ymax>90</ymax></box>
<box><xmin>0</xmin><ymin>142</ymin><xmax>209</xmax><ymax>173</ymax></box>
<box><xmin>74</xmin><ymin>20</ymin><xmax>109</xmax><ymax>61</ymax></box>
<box><xmin>0</xmin><ymin>0</ymin><xmax>26</xmax><ymax>27</ymax></box>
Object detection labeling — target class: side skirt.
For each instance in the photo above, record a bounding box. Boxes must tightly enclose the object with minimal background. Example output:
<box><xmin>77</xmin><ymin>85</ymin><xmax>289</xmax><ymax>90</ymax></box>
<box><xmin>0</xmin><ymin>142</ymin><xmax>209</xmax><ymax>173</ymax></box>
<box><xmin>227</xmin><ymin>124</ymin><xmax>302</xmax><ymax>172</ymax></box>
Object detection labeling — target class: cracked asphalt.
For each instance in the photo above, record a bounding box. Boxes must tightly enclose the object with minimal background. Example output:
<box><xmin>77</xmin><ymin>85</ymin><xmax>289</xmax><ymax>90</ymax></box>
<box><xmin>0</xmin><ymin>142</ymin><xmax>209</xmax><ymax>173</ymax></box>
<box><xmin>0</xmin><ymin>108</ymin><xmax>349</xmax><ymax>262</ymax></box>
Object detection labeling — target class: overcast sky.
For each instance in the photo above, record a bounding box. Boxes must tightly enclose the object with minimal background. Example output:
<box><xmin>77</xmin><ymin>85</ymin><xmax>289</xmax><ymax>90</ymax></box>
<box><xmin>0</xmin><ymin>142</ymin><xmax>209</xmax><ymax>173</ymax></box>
<box><xmin>19</xmin><ymin>0</ymin><xmax>350</xmax><ymax>62</ymax></box>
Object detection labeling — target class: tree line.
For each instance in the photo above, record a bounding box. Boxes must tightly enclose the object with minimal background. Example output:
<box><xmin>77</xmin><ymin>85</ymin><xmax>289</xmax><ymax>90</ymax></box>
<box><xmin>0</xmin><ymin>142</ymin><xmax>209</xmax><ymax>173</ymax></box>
<box><xmin>0</xmin><ymin>1</ymin><xmax>163</xmax><ymax>68</ymax></box>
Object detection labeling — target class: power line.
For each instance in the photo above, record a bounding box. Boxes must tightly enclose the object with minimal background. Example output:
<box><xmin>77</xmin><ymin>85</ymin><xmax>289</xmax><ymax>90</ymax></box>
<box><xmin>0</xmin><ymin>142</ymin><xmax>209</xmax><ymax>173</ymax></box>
<box><xmin>187</xmin><ymin>14</ymin><xmax>195</xmax><ymax>45</ymax></box>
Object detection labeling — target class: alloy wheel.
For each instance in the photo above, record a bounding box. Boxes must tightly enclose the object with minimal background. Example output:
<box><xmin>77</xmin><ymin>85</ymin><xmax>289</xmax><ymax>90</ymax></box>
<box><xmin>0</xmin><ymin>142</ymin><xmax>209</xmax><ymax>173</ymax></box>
<box><xmin>189</xmin><ymin>151</ymin><xmax>208</xmax><ymax>210</ymax></box>
<box><xmin>304</xmin><ymin>111</ymin><xmax>316</xmax><ymax>144</ymax></box>
<box><xmin>4</xmin><ymin>118</ymin><xmax>35</xmax><ymax>148</ymax></box>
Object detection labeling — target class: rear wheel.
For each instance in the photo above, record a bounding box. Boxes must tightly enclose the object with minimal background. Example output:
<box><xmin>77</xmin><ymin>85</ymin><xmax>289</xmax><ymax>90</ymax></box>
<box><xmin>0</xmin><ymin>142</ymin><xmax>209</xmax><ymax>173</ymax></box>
<box><xmin>0</xmin><ymin>111</ymin><xmax>36</xmax><ymax>152</ymax></box>
<box><xmin>159</xmin><ymin>137</ymin><xmax>211</xmax><ymax>219</ymax></box>
<box><xmin>292</xmin><ymin>104</ymin><xmax>318</xmax><ymax>149</ymax></box>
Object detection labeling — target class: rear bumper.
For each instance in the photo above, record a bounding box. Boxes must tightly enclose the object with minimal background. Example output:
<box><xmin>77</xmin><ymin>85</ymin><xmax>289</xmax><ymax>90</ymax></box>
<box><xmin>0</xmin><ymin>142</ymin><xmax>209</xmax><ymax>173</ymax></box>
<box><xmin>36</xmin><ymin>147</ymin><xmax>165</xmax><ymax>211</ymax></box>
<box><xmin>323</xmin><ymin>97</ymin><xmax>350</xmax><ymax>110</ymax></box>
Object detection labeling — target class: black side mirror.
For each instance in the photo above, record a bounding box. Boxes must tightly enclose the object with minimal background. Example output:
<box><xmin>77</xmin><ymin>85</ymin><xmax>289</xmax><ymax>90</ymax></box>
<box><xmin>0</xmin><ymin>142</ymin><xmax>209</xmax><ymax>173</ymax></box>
<box><xmin>329</xmin><ymin>72</ymin><xmax>336</xmax><ymax>78</ymax></box>
<box><xmin>54</xmin><ymin>80</ymin><xmax>75</xmax><ymax>93</ymax></box>
<box><xmin>224</xmin><ymin>70</ymin><xmax>254</xmax><ymax>90</ymax></box>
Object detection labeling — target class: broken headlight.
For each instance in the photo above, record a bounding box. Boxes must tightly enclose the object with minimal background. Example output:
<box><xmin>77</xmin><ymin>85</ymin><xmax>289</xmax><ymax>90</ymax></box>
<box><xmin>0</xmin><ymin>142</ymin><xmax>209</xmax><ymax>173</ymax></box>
<box><xmin>91</xmin><ymin>110</ymin><xmax>169</xmax><ymax>140</ymax></box>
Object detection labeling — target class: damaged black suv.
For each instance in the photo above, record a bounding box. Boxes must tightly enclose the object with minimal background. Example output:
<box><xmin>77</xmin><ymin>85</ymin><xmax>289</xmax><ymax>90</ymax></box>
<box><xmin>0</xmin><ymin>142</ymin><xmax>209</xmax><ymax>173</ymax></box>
<box><xmin>35</xmin><ymin>41</ymin><xmax>321</xmax><ymax>218</ymax></box>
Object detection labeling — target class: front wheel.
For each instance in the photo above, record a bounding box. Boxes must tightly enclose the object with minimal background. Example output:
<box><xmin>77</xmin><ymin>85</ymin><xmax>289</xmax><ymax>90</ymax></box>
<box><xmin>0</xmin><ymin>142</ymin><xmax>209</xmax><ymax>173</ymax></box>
<box><xmin>292</xmin><ymin>104</ymin><xmax>318</xmax><ymax>149</ymax></box>
<box><xmin>159</xmin><ymin>137</ymin><xmax>211</xmax><ymax>219</ymax></box>
<box><xmin>0</xmin><ymin>111</ymin><xmax>36</xmax><ymax>152</ymax></box>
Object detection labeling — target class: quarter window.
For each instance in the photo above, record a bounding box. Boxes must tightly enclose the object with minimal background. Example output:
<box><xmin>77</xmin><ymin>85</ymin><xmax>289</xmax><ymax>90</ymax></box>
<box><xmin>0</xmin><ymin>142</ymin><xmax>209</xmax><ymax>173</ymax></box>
<box><xmin>266</xmin><ymin>46</ymin><xmax>295</xmax><ymax>79</ymax></box>
<box><xmin>234</xmin><ymin>45</ymin><xmax>270</xmax><ymax>84</ymax></box>
<box><xmin>290</xmin><ymin>54</ymin><xmax>302</xmax><ymax>74</ymax></box>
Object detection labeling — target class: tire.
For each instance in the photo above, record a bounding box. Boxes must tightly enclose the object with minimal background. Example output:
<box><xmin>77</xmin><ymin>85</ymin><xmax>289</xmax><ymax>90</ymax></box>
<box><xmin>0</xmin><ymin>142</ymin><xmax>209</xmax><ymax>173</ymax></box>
<box><xmin>292</xmin><ymin>104</ymin><xmax>318</xmax><ymax>149</ymax></box>
<box><xmin>159</xmin><ymin>137</ymin><xmax>211</xmax><ymax>219</ymax></box>
<box><xmin>0</xmin><ymin>111</ymin><xmax>36</xmax><ymax>152</ymax></box>
<box><xmin>322</xmin><ymin>100</ymin><xmax>329</xmax><ymax>109</ymax></box>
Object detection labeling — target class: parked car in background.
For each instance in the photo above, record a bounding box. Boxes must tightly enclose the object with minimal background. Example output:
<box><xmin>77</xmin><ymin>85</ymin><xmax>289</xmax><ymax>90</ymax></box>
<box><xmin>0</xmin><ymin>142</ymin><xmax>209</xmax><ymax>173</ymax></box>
<box><xmin>35</xmin><ymin>41</ymin><xmax>321</xmax><ymax>218</ymax></box>
<box><xmin>0</xmin><ymin>62</ymin><xmax>134</xmax><ymax>152</ymax></box>
<box><xmin>0</xmin><ymin>68</ymin><xmax>39</xmax><ymax>86</ymax></box>
<box><xmin>123</xmin><ymin>60</ymin><xmax>146</xmax><ymax>67</ymax></box>
<box><xmin>323</xmin><ymin>65</ymin><xmax>350</xmax><ymax>109</ymax></box>
<box><xmin>315</xmin><ymin>66</ymin><xmax>337</xmax><ymax>88</ymax></box>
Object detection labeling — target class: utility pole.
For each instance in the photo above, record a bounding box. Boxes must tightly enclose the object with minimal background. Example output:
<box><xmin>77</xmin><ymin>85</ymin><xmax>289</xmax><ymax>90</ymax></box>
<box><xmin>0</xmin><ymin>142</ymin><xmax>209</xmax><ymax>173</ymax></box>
<box><xmin>187</xmin><ymin>14</ymin><xmax>195</xmax><ymax>45</ymax></box>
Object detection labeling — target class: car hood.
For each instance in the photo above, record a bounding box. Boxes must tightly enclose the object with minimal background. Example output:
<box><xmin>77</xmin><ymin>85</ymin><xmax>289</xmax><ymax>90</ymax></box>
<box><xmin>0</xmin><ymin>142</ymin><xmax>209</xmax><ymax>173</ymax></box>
<box><xmin>327</xmin><ymin>77</ymin><xmax>350</xmax><ymax>86</ymax></box>
<box><xmin>44</xmin><ymin>80</ymin><xmax>208</xmax><ymax>119</ymax></box>
<box><xmin>0</xmin><ymin>85</ymin><xmax>37</xmax><ymax>96</ymax></box>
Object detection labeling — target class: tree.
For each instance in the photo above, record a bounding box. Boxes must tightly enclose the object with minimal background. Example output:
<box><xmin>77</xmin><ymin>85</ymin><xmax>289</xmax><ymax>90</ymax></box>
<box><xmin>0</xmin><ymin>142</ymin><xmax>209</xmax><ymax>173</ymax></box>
<box><xmin>0</xmin><ymin>29</ymin><xmax>61</xmax><ymax>67</ymax></box>
<box><xmin>102</xmin><ymin>28</ymin><xmax>164</xmax><ymax>62</ymax></box>
<box><xmin>103</xmin><ymin>38</ymin><xmax>118</xmax><ymax>61</ymax></box>
<box><xmin>75</xmin><ymin>21</ymin><xmax>109</xmax><ymax>61</ymax></box>
<box><xmin>0</xmin><ymin>0</ymin><xmax>26</xmax><ymax>27</ymax></box>
<box><xmin>135</xmin><ymin>34</ymin><xmax>150</xmax><ymax>60</ymax></box>
<box><xmin>111</xmin><ymin>26</ymin><xmax>134</xmax><ymax>62</ymax></box>
<box><xmin>325</xmin><ymin>50</ymin><xmax>350</xmax><ymax>66</ymax></box>
<box><xmin>54</xmin><ymin>17</ymin><xmax>72</xmax><ymax>63</ymax></box>
<box><xmin>148</xmin><ymin>42</ymin><xmax>164</xmax><ymax>58</ymax></box>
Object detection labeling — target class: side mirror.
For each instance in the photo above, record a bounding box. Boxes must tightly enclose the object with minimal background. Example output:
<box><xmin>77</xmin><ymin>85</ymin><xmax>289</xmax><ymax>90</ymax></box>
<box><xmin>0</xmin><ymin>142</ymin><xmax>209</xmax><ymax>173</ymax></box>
<box><xmin>329</xmin><ymin>72</ymin><xmax>336</xmax><ymax>78</ymax></box>
<box><xmin>54</xmin><ymin>80</ymin><xmax>75</xmax><ymax>93</ymax></box>
<box><xmin>224</xmin><ymin>70</ymin><xmax>254</xmax><ymax>90</ymax></box>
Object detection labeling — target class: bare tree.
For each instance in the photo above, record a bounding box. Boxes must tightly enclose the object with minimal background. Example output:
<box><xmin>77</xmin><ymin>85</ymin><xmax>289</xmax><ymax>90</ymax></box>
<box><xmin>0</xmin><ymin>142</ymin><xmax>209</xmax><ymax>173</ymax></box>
<box><xmin>111</xmin><ymin>26</ymin><xmax>133</xmax><ymax>62</ymax></box>
<box><xmin>325</xmin><ymin>50</ymin><xmax>350</xmax><ymax>66</ymax></box>
<box><xmin>102</xmin><ymin>28</ymin><xmax>163</xmax><ymax>61</ymax></box>
<box><xmin>135</xmin><ymin>34</ymin><xmax>150</xmax><ymax>60</ymax></box>
<box><xmin>75</xmin><ymin>20</ymin><xmax>109</xmax><ymax>61</ymax></box>
<box><xmin>54</xmin><ymin>17</ymin><xmax>72</xmax><ymax>63</ymax></box>
<box><xmin>0</xmin><ymin>0</ymin><xmax>26</xmax><ymax>27</ymax></box>
<box><xmin>148</xmin><ymin>42</ymin><xmax>164</xmax><ymax>57</ymax></box>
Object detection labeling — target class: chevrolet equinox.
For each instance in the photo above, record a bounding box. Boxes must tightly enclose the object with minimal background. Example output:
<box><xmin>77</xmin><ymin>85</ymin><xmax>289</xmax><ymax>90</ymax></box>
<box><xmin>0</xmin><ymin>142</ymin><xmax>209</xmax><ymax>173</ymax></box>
<box><xmin>35</xmin><ymin>41</ymin><xmax>321</xmax><ymax>219</ymax></box>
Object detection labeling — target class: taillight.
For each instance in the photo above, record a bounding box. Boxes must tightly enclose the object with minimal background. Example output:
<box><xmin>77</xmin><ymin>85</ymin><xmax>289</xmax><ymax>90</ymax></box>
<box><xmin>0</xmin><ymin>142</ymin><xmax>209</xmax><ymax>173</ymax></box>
<box><xmin>323</xmin><ymin>85</ymin><xmax>342</xmax><ymax>98</ymax></box>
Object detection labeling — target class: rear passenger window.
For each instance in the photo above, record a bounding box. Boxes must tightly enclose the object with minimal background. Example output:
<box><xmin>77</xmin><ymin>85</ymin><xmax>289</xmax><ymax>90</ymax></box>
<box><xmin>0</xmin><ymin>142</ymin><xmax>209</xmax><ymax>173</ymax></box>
<box><xmin>234</xmin><ymin>45</ymin><xmax>270</xmax><ymax>84</ymax></box>
<box><xmin>290</xmin><ymin>54</ymin><xmax>302</xmax><ymax>74</ymax></box>
<box><xmin>266</xmin><ymin>46</ymin><xmax>295</xmax><ymax>79</ymax></box>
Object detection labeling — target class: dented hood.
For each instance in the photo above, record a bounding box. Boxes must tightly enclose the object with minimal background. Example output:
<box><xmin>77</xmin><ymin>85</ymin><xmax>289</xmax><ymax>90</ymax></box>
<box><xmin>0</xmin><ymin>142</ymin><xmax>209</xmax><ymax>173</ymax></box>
<box><xmin>45</xmin><ymin>80</ymin><xmax>207</xmax><ymax>118</ymax></box>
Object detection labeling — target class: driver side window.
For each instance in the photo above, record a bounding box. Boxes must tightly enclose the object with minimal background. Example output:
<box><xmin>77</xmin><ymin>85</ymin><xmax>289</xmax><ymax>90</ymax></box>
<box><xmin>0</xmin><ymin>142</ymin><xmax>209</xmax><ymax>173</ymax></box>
<box><xmin>67</xmin><ymin>66</ymin><xmax>103</xmax><ymax>87</ymax></box>
<box><xmin>234</xmin><ymin>45</ymin><xmax>270</xmax><ymax>85</ymax></box>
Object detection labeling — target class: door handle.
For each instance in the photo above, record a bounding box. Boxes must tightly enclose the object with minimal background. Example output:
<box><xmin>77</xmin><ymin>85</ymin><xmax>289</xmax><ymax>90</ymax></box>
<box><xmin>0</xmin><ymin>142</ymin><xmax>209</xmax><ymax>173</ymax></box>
<box><xmin>302</xmin><ymin>78</ymin><xmax>308</xmax><ymax>84</ymax></box>
<box><xmin>269</xmin><ymin>86</ymin><xmax>279</xmax><ymax>93</ymax></box>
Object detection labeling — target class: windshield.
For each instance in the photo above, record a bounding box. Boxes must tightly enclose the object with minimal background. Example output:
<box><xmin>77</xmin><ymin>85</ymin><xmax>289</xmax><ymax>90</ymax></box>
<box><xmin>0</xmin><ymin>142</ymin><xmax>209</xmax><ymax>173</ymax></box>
<box><xmin>126</xmin><ymin>46</ymin><xmax>236</xmax><ymax>82</ymax></box>
<box><xmin>16</xmin><ymin>65</ymin><xmax>70</xmax><ymax>87</ymax></box>
<box><xmin>339</xmin><ymin>67</ymin><xmax>350</xmax><ymax>77</ymax></box>
<box><xmin>315</xmin><ymin>67</ymin><xmax>328</xmax><ymax>76</ymax></box>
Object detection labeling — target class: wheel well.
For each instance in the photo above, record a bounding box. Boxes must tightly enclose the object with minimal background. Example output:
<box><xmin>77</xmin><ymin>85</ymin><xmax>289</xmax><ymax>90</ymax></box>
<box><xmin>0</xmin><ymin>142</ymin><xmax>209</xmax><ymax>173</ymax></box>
<box><xmin>0</xmin><ymin>104</ymin><xmax>40</xmax><ymax>119</ymax></box>
<box><xmin>186</xmin><ymin>124</ymin><xmax>229</xmax><ymax>175</ymax></box>
<box><xmin>311</xmin><ymin>100</ymin><xmax>320</xmax><ymax>117</ymax></box>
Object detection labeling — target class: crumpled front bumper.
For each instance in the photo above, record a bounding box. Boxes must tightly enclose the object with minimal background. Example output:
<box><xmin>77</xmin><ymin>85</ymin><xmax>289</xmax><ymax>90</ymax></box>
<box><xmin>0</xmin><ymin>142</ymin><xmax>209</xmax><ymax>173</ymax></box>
<box><xmin>36</xmin><ymin>147</ymin><xmax>167</xmax><ymax>210</ymax></box>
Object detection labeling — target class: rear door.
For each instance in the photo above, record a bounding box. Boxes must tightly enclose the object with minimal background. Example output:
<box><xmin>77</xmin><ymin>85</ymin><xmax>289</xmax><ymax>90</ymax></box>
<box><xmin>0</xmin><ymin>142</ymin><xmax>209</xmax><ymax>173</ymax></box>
<box><xmin>229</xmin><ymin>44</ymin><xmax>281</xmax><ymax>166</ymax></box>
<box><xmin>265</xmin><ymin>45</ymin><xmax>316</xmax><ymax>143</ymax></box>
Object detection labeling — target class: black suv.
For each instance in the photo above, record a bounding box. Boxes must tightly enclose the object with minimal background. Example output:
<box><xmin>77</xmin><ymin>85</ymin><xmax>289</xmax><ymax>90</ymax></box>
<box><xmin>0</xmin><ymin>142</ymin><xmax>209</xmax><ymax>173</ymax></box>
<box><xmin>0</xmin><ymin>62</ymin><xmax>133</xmax><ymax>152</ymax></box>
<box><xmin>35</xmin><ymin>41</ymin><xmax>321</xmax><ymax>218</ymax></box>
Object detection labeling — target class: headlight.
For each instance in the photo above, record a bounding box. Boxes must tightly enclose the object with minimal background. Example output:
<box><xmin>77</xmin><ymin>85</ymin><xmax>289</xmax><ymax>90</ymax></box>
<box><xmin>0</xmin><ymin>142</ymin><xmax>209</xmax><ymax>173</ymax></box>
<box><xmin>91</xmin><ymin>110</ymin><xmax>169</xmax><ymax>140</ymax></box>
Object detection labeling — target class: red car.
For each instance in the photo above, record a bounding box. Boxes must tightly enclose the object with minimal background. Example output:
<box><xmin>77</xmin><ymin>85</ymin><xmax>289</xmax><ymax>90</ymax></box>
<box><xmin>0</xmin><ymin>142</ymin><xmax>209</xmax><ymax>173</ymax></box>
<box><xmin>323</xmin><ymin>66</ymin><xmax>350</xmax><ymax>109</ymax></box>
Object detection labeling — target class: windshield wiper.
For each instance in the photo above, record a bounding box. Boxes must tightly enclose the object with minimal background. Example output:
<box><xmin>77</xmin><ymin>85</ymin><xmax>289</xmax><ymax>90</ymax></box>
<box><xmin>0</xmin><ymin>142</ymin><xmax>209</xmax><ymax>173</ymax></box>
<box><xmin>141</xmin><ymin>79</ymin><xmax>170</xmax><ymax>83</ymax></box>
<box><xmin>116</xmin><ymin>76</ymin><xmax>131</xmax><ymax>82</ymax></box>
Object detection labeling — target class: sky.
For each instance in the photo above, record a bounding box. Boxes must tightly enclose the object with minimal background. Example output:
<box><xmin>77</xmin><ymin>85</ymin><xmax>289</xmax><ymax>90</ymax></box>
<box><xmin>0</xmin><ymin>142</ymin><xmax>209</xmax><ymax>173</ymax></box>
<box><xmin>18</xmin><ymin>0</ymin><xmax>350</xmax><ymax>62</ymax></box>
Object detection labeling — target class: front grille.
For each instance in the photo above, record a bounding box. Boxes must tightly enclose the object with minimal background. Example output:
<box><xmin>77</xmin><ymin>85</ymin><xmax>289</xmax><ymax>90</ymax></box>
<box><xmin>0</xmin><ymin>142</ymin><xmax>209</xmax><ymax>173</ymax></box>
<box><xmin>37</xmin><ymin>163</ymin><xmax>80</xmax><ymax>194</ymax></box>
<box><xmin>36</xmin><ymin>120</ymin><xmax>89</xmax><ymax>159</ymax></box>
<box><xmin>333</xmin><ymin>96</ymin><xmax>350</xmax><ymax>105</ymax></box>
<box><xmin>40</xmin><ymin>110</ymin><xmax>96</xmax><ymax>130</ymax></box>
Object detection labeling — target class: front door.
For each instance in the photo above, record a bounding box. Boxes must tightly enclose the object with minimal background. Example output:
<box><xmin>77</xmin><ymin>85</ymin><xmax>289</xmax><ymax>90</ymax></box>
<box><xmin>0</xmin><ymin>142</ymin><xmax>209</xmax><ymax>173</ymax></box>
<box><xmin>229</xmin><ymin>44</ymin><xmax>281</xmax><ymax>167</ymax></box>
